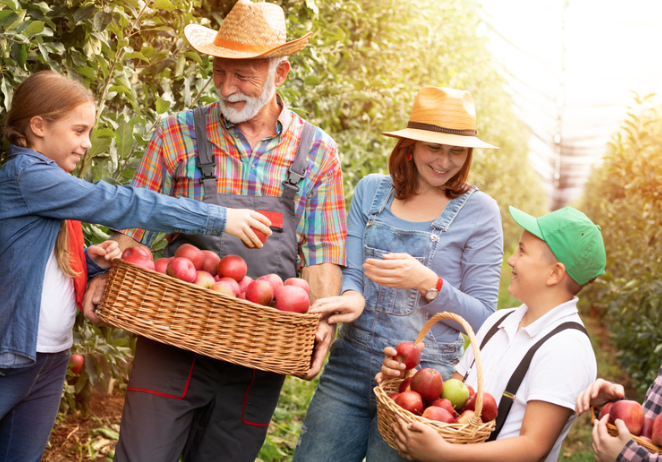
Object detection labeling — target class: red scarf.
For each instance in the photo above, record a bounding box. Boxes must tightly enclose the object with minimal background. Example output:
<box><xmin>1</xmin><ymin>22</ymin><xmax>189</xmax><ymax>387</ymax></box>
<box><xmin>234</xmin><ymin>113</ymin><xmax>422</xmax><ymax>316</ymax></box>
<box><xmin>66</xmin><ymin>220</ymin><xmax>88</xmax><ymax>311</ymax></box>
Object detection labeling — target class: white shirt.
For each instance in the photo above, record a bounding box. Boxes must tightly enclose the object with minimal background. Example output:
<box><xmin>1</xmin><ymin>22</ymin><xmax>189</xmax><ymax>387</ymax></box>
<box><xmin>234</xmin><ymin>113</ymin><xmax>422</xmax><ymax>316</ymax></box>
<box><xmin>456</xmin><ymin>298</ymin><xmax>597</xmax><ymax>462</ymax></box>
<box><xmin>36</xmin><ymin>249</ymin><xmax>77</xmax><ymax>352</ymax></box>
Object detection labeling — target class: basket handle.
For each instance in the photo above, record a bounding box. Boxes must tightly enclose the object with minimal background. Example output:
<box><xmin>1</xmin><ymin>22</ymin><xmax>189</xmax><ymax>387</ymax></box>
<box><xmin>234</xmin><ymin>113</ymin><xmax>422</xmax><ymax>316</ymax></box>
<box><xmin>415</xmin><ymin>312</ymin><xmax>486</xmax><ymax>423</ymax></box>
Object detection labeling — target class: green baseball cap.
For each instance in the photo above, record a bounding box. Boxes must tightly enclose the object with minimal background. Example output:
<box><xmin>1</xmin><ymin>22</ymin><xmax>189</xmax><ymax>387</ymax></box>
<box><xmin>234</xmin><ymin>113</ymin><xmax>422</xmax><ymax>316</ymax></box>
<box><xmin>509</xmin><ymin>206</ymin><xmax>607</xmax><ymax>286</ymax></box>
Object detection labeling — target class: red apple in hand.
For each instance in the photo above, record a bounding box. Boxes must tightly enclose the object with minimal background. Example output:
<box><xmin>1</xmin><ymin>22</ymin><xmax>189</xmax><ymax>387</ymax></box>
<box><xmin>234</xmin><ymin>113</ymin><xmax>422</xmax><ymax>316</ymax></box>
<box><xmin>422</xmin><ymin>406</ymin><xmax>455</xmax><ymax>423</ymax></box>
<box><xmin>395</xmin><ymin>391</ymin><xmax>424</xmax><ymax>415</ymax></box>
<box><xmin>651</xmin><ymin>413</ymin><xmax>662</xmax><ymax>447</ymax></box>
<box><xmin>70</xmin><ymin>354</ymin><xmax>84</xmax><ymax>374</ymax></box>
<box><xmin>121</xmin><ymin>247</ymin><xmax>155</xmax><ymax>271</ymax></box>
<box><xmin>274</xmin><ymin>286</ymin><xmax>310</xmax><ymax>313</ymax></box>
<box><xmin>598</xmin><ymin>402</ymin><xmax>614</xmax><ymax>420</ymax></box>
<box><xmin>218</xmin><ymin>255</ymin><xmax>247</xmax><ymax>282</ymax></box>
<box><xmin>175</xmin><ymin>244</ymin><xmax>205</xmax><ymax>270</ymax></box>
<box><xmin>464</xmin><ymin>391</ymin><xmax>498</xmax><ymax>422</ymax></box>
<box><xmin>394</xmin><ymin>342</ymin><xmax>421</xmax><ymax>370</ymax></box>
<box><xmin>201</xmin><ymin>250</ymin><xmax>221</xmax><ymax>276</ymax></box>
<box><xmin>642</xmin><ymin>416</ymin><xmax>655</xmax><ymax>439</ymax></box>
<box><xmin>245</xmin><ymin>279</ymin><xmax>274</xmax><ymax>306</ymax></box>
<box><xmin>609</xmin><ymin>400</ymin><xmax>645</xmax><ymax>436</ymax></box>
<box><xmin>284</xmin><ymin>277</ymin><xmax>311</xmax><ymax>294</ymax></box>
<box><xmin>410</xmin><ymin>368</ymin><xmax>444</xmax><ymax>403</ymax></box>
<box><xmin>167</xmin><ymin>257</ymin><xmax>197</xmax><ymax>283</ymax></box>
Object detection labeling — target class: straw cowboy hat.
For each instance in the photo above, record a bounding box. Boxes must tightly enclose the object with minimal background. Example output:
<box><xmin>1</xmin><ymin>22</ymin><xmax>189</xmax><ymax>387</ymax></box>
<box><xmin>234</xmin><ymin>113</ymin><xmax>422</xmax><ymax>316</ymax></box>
<box><xmin>383</xmin><ymin>87</ymin><xmax>498</xmax><ymax>149</ymax></box>
<box><xmin>184</xmin><ymin>0</ymin><xmax>313</xmax><ymax>59</ymax></box>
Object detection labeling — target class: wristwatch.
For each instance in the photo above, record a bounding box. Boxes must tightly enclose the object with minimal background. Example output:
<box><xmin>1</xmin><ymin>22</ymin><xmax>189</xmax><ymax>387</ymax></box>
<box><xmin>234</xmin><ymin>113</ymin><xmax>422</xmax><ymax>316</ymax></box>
<box><xmin>424</xmin><ymin>277</ymin><xmax>444</xmax><ymax>302</ymax></box>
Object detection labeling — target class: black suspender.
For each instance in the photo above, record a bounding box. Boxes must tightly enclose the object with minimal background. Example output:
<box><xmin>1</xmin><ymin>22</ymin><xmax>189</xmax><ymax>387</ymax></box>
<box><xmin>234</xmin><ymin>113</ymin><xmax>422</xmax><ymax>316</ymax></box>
<box><xmin>465</xmin><ymin>310</ymin><xmax>589</xmax><ymax>441</ymax></box>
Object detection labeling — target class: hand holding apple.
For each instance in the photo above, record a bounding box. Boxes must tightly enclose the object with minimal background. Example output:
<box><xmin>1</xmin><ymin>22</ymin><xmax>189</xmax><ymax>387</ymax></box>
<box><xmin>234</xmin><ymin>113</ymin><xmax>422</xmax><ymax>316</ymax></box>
<box><xmin>575</xmin><ymin>378</ymin><xmax>625</xmax><ymax>416</ymax></box>
<box><xmin>224</xmin><ymin>209</ymin><xmax>272</xmax><ymax>249</ymax></box>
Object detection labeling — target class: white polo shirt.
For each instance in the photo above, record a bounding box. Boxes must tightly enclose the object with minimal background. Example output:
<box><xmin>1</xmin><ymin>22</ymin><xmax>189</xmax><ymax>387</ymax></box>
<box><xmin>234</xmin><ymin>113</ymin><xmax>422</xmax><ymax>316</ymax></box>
<box><xmin>456</xmin><ymin>298</ymin><xmax>597</xmax><ymax>462</ymax></box>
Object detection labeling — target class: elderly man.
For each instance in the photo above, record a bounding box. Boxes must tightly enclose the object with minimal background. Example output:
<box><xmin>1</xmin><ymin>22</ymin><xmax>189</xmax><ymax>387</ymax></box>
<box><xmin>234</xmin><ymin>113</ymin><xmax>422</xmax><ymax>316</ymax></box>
<box><xmin>83</xmin><ymin>1</ymin><xmax>355</xmax><ymax>461</ymax></box>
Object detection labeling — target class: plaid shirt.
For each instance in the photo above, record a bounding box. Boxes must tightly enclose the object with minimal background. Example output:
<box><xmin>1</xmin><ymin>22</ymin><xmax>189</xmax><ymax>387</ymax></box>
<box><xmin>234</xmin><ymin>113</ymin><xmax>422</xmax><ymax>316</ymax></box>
<box><xmin>617</xmin><ymin>365</ymin><xmax>662</xmax><ymax>462</ymax></box>
<box><xmin>121</xmin><ymin>97</ymin><xmax>346</xmax><ymax>268</ymax></box>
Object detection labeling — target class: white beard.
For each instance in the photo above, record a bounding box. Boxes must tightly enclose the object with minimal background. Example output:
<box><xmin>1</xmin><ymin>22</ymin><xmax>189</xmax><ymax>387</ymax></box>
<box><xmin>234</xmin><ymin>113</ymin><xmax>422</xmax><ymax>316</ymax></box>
<box><xmin>217</xmin><ymin>72</ymin><xmax>277</xmax><ymax>124</ymax></box>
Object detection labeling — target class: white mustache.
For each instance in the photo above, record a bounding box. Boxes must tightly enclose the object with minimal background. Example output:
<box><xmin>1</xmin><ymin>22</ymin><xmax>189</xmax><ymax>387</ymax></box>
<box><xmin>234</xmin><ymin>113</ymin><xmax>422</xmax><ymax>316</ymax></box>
<box><xmin>224</xmin><ymin>93</ymin><xmax>249</xmax><ymax>103</ymax></box>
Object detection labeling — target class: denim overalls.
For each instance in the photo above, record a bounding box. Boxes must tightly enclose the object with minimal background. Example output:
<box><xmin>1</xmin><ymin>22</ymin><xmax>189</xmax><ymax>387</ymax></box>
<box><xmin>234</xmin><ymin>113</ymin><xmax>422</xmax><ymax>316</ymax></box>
<box><xmin>115</xmin><ymin>108</ymin><xmax>314</xmax><ymax>462</ymax></box>
<box><xmin>293</xmin><ymin>176</ymin><xmax>473</xmax><ymax>462</ymax></box>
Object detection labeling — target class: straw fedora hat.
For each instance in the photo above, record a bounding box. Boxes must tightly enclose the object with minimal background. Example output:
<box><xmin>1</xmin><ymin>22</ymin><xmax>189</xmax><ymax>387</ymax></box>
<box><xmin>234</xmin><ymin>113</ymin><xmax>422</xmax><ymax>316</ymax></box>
<box><xmin>383</xmin><ymin>87</ymin><xmax>498</xmax><ymax>149</ymax></box>
<box><xmin>184</xmin><ymin>0</ymin><xmax>313</xmax><ymax>59</ymax></box>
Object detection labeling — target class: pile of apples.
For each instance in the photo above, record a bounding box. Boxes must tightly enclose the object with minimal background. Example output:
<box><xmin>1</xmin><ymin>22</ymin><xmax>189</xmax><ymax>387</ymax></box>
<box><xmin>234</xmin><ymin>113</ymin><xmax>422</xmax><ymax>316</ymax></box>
<box><xmin>388</xmin><ymin>342</ymin><xmax>498</xmax><ymax>425</ymax></box>
<box><xmin>121</xmin><ymin>244</ymin><xmax>311</xmax><ymax>314</ymax></box>
<box><xmin>597</xmin><ymin>399</ymin><xmax>662</xmax><ymax>447</ymax></box>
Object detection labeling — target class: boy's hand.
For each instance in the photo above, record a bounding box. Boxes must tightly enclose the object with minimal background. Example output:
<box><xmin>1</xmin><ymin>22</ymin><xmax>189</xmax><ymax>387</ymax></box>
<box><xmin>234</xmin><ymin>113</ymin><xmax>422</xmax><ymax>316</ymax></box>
<box><xmin>575</xmin><ymin>378</ymin><xmax>625</xmax><ymax>415</ymax></box>
<box><xmin>591</xmin><ymin>414</ymin><xmax>631</xmax><ymax>461</ymax></box>
<box><xmin>224</xmin><ymin>209</ymin><xmax>271</xmax><ymax>249</ymax></box>
<box><xmin>88</xmin><ymin>240</ymin><xmax>121</xmax><ymax>269</ymax></box>
<box><xmin>392</xmin><ymin>415</ymin><xmax>447</xmax><ymax>462</ymax></box>
<box><xmin>375</xmin><ymin>343</ymin><xmax>423</xmax><ymax>384</ymax></box>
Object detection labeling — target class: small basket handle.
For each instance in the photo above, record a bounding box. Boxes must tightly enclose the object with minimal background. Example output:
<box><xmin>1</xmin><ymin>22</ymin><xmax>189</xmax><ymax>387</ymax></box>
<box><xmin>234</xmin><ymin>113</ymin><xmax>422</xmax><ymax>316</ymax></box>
<box><xmin>415</xmin><ymin>312</ymin><xmax>486</xmax><ymax>423</ymax></box>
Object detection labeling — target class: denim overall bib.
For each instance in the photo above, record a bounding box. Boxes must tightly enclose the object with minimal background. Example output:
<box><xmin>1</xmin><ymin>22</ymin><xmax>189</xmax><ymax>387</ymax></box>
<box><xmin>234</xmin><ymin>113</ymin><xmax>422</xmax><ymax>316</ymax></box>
<box><xmin>293</xmin><ymin>177</ymin><xmax>474</xmax><ymax>462</ymax></box>
<box><xmin>116</xmin><ymin>108</ymin><xmax>315</xmax><ymax>462</ymax></box>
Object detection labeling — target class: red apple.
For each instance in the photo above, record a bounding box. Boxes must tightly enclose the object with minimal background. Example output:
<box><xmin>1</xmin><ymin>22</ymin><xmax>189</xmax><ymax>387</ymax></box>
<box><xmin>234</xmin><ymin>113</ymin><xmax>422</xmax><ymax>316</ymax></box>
<box><xmin>238</xmin><ymin>276</ymin><xmax>253</xmax><ymax>294</ymax></box>
<box><xmin>431</xmin><ymin>398</ymin><xmax>455</xmax><ymax>417</ymax></box>
<box><xmin>121</xmin><ymin>247</ymin><xmax>155</xmax><ymax>271</ymax></box>
<box><xmin>245</xmin><ymin>279</ymin><xmax>274</xmax><ymax>306</ymax></box>
<box><xmin>642</xmin><ymin>416</ymin><xmax>655</xmax><ymax>439</ymax></box>
<box><xmin>395</xmin><ymin>342</ymin><xmax>421</xmax><ymax>370</ymax></box>
<box><xmin>422</xmin><ymin>405</ymin><xmax>455</xmax><ymax>423</ymax></box>
<box><xmin>201</xmin><ymin>250</ymin><xmax>221</xmax><ymax>276</ymax></box>
<box><xmin>456</xmin><ymin>409</ymin><xmax>479</xmax><ymax>424</ymax></box>
<box><xmin>217</xmin><ymin>277</ymin><xmax>240</xmax><ymax>296</ymax></box>
<box><xmin>166</xmin><ymin>257</ymin><xmax>197</xmax><ymax>283</ymax></box>
<box><xmin>399</xmin><ymin>377</ymin><xmax>412</xmax><ymax>393</ymax></box>
<box><xmin>388</xmin><ymin>392</ymin><xmax>401</xmax><ymax>402</ymax></box>
<box><xmin>238</xmin><ymin>292</ymin><xmax>246</xmax><ymax>300</ymax></box>
<box><xmin>395</xmin><ymin>391</ymin><xmax>424</xmax><ymax>415</ymax></box>
<box><xmin>175</xmin><ymin>243</ymin><xmax>205</xmax><ymax>270</ymax></box>
<box><xmin>609</xmin><ymin>400</ymin><xmax>645</xmax><ymax>436</ymax></box>
<box><xmin>194</xmin><ymin>270</ymin><xmax>215</xmax><ymax>289</ymax></box>
<box><xmin>410</xmin><ymin>368</ymin><xmax>444</xmax><ymax>403</ymax></box>
<box><xmin>258</xmin><ymin>273</ymin><xmax>284</xmax><ymax>295</ymax></box>
<box><xmin>651</xmin><ymin>413</ymin><xmax>662</xmax><ymax>447</ymax></box>
<box><xmin>154</xmin><ymin>257</ymin><xmax>171</xmax><ymax>274</ymax></box>
<box><xmin>598</xmin><ymin>402</ymin><xmax>614</xmax><ymax>420</ymax></box>
<box><xmin>464</xmin><ymin>391</ymin><xmax>498</xmax><ymax>422</ymax></box>
<box><xmin>210</xmin><ymin>281</ymin><xmax>236</xmax><ymax>297</ymax></box>
<box><xmin>70</xmin><ymin>353</ymin><xmax>84</xmax><ymax>374</ymax></box>
<box><xmin>283</xmin><ymin>277</ymin><xmax>311</xmax><ymax>295</ymax></box>
<box><xmin>467</xmin><ymin>385</ymin><xmax>475</xmax><ymax>397</ymax></box>
<box><xmin>274</xmin><ymin>285</ymin><xmax>310</xmax><ymax>313</ymax></box>
<box><xmin>250</xmin><ymin>226</ymin><xmax>269</xmax><ymax>245</ymax></box>
<box><xmin>218</xmin><ymin>255</ymin><xmax>247</xmax><ymax>282</ymax></box>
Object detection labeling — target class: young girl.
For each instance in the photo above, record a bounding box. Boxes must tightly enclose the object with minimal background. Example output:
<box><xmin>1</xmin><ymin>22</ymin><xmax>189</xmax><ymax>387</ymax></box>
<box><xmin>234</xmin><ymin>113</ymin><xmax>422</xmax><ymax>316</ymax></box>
<box><xmin>0</xmin><ymin>70</ymin><xmax>271</xmax><ymax>462</ymax></box>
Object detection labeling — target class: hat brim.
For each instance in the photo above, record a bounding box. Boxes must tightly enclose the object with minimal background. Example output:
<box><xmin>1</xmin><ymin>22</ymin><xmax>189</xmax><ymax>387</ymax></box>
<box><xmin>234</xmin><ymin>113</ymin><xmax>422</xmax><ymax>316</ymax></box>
<box><xmin>509</xmin><ymin>206</ymin><xmax>544</xmax><ymax>240</ymax></box>
<box><xmin>382</xmin><ymin>128</ymin><xmax>498</xmax><ymax>150</ymax></box>
<box><xmin>184</xmin><ymin>24</ymin><xmax>312</xmax><ymax>59</ymax></box>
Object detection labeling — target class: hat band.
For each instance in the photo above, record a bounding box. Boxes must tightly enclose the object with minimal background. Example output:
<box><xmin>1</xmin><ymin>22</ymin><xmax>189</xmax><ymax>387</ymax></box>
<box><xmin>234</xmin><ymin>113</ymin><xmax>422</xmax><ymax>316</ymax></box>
<box><xmin>213</xmin><ymin>36</ymin><xmax>278</xmax><ymax>53</ymax></box>
<box><xmin>407</xmin><ymin>121</ymin><xmax>477</xmax><ymax>136</ymax></box>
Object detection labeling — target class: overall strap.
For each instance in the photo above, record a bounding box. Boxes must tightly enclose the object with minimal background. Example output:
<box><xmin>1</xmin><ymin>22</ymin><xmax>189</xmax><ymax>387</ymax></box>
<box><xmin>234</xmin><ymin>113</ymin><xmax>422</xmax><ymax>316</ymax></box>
<box><xmin>487</xmin><ymin>321</ymin><xmax>589</xmax><ymax>441</ymax></box>
<box><xmin>464</xmin><ymin>310</ymin><xmax>515</xmax><ymax>382</ymax></box>
<box><xmin>282</xmin><ymin>121</ymin><xmax>314</xmax><ymax>201</ymax></box>
<box><xmin>193</xmin><ymin>107</ymin><xmax>217</xmax><ymax>200</ymax></box>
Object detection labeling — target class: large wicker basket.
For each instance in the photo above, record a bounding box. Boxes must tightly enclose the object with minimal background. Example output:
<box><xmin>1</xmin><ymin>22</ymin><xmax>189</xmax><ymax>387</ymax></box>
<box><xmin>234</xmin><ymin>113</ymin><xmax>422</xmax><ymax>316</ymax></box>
<box><xmin>374</xmin><ymin>312</ymin><xmax>496</xmax><ymax>448</ymax></box>
<box><xmin>590</xmin><ymin>405</ymin><xmax>662</xmax><ymax>454</ymax></box>
<box><xmin>96</xmin><ymin>259</ymin><xmax>320</xmax><ymax>377</ymax></box>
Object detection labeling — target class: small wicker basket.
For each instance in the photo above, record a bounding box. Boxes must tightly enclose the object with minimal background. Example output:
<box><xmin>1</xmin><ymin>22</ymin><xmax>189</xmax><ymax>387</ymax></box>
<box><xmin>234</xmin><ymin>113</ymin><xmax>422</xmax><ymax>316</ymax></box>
<box><xmin>374</xmin><ymin>312</ymin><xmax>496</xmax><ymax>448</ymax></box>
<box><xmin>590</xmin><ymin>405</ymin><xmax>662</xmax><ymax>454</ymax></box>
<box><xmin>96</xmin><ymin>259</ymin><xmax>320</xmax><ymax>377</ymax></box>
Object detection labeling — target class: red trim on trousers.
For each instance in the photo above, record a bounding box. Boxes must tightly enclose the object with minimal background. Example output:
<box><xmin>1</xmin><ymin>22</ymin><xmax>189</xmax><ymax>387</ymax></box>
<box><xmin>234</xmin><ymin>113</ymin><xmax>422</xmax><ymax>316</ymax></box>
<box><xmin>127</xmin><ymin>354</ymin><xmax>197</xmax><ymax>399</ymax></box>
<box><xmin>242</xmin><ymin>369</ymin><xmax>269</xmax><ymax>427</ymax></box>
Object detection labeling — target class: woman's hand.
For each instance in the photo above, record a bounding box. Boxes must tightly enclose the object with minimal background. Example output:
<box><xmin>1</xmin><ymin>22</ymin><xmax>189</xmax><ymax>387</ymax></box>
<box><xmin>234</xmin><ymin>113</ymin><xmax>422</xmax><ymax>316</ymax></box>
<box><xmin>225</xmin><ymin>209</ymin><xmax>272</xmax><ymax>249</ymax></box>
<box><xmin>375</xmin><ymin>343</ymin><xmax>423</xmax><ymax>384</ymax></box>
<box><xmin>575</xmin><ymin>378</ymin><xmax>625</xmax><ymax>416</ymax></box>
<box><xmin>363</xmin><ymin>253</ymin><xmax>437</xmax><ymax>294</ymax></box>
<box><xmin>591</xmin><ymin>414</ymin><xmax>631</xmax><ymax>462</ymax></box>
<box><xmin>309</xmin><ymin>290</ymin><xmax>365</xmax><ymax>324</ymax></box>
<box><xmin>88</xmin><ymin>240</ymin><xmax>121</xmax><ymax>268</ymax></box>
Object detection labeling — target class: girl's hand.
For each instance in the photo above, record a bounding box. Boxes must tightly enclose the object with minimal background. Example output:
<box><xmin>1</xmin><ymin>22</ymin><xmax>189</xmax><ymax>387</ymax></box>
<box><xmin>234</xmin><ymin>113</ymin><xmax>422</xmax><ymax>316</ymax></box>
<box><xmin>575</xmin><ymin>379</ymin><xmax>625</xmax><ymax>416</ymax></box>
<box><xmin>363</xmin><ymin>253</ymin><xmax>437</xmax><ymax>293</ymax></box>
<box><xmin>591</xmin><ymin>414</ymin><xmax>631</xmax><ymax>462</ymax></box>
<box><xmin>375</xmin><ymin>343</ymin><xmax>424</xmax><ymax>384</ymax></box>
<box><xmin>309</xmin><ymin>290</ymin><xmax>365</xmax><ymax>324</ymax></box>
<box><xmin>88</xmin><ymin>240</ymin><xmax>121</xmax><ymax>269</ymax></box>
<box><xmin>393</xmin><ymin>415</ymin><xmax>448</xmax><ymax>462</ymax></box>
<box><xmin>225</xmin><ymin>209</ymin><xmax>272</xmax><ymax>249</ymax></box>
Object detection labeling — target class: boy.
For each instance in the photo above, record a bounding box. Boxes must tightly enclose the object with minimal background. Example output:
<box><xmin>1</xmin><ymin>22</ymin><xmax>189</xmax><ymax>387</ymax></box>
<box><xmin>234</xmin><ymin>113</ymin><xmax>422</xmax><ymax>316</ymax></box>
<box><xmin>576</xmin><ymin>373</ymin><xmax>662</xmax><ymax>461</ymax></box>
<box><xmin>378</xmin><ymin>206</ymin><xmax>606</xmax><ymax>462</ymax></box>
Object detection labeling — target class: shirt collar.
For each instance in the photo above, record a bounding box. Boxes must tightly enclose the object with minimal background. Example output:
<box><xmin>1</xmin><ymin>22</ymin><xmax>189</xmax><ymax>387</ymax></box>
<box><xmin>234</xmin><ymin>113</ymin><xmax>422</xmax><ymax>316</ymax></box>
<box><xmin>8</xmin><ymin>144</ymin><xmax>54</xmax><ymax>164</ymax></box>
<box><xmin>500</xmin><ymin>297</ymin><xmax>580</xmax><ymax>339</ymax></box>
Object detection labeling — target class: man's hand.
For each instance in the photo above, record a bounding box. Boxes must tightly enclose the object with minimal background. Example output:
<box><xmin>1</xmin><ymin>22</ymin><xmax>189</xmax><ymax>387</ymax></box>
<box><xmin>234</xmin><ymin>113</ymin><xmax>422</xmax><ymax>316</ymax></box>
<box><xmin>302</xmin><ymin>319</ymin><xmax>335</xmax><ymax>380</ymax></box>
<box><xmin>83</xmin><ymin>273</ymin><xmax>108</xmax><ymax>326</ymax></box>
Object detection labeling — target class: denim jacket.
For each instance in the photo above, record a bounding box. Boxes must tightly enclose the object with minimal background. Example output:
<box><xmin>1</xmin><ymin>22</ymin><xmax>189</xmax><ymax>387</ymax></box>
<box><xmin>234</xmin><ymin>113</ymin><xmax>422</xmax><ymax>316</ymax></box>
<box><xmin>0</xmin><ymin>145</ymin><xmax>227</xmax><ymax>368</ymax></box>
<box><xmin>341</xmin><ymin>174</ymin><xmax>504</xmax><ymax>347</ymax></box>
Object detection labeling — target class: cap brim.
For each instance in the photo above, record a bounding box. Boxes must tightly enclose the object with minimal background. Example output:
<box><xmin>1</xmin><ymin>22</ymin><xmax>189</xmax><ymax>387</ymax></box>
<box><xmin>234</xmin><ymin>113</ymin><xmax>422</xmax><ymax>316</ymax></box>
<box><xmin>382</xmin><ymin>128</ymin><xmax>498</xmax><ymax>150</ymax></box>
<box><xmin>509</xmin><ymin>206</ymin><xmax>544</xmax><ymax>240</ymax></box>
<box><xmin>184</xmin><ymin>24</ymin><xmax>312</xmax><ymax>59</ymax></box>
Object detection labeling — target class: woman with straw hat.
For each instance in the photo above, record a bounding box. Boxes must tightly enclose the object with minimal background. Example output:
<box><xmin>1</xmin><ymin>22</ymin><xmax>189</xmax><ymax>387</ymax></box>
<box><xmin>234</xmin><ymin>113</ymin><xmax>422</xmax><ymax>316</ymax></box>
<box><xmin>294</xmin><ymin>86</ymin><xmax>504</xmax><ymax>461</ymax></box>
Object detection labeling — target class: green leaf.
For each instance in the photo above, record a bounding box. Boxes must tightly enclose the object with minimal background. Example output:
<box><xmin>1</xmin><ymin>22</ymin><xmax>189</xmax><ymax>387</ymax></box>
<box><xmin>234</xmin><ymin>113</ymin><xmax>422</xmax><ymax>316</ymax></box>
<box><xmin>0</xmin><ymin>10</ymin><xmax>18</xmax><ymax>27</ymax></box>
<box><xmin>155</xmin><ymin>96</ymin><xmax>171</xmax><ymax>115</ymax></box>
<box><xmin>114</xmin><ymin>121</ymin><xmax>134</xmax><ymax>161</ymax></box>
<box><xmin>73</xmin><ymin>5</ymin><xmax>96</xmax><ymax>24</ymax></box>
<box><xmin>125</xmin><ymin>51</ymin><xmax>148</xmax><ymax>62</ymax></box>
<box><xmin>75</xmin><ymin>65</ymin><xmax>97</xmax><ymax>80</ymax></box>
<box><xmin>153</xmin><ymin>0</ymin><xmax>176</xmax><ymax>12</ymax></box>
<box><xmin>0</xmin><ymin>0</ymin><xmax>20</xmax><ymax>12</ymax></box>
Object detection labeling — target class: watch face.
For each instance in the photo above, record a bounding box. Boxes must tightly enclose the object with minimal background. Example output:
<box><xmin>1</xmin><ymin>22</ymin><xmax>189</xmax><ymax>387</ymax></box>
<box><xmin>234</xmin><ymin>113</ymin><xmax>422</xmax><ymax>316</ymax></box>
<box><xmin>425</xmin><ymin>289</ymin><xmax>439</xmax><ymax>302</ymax></box>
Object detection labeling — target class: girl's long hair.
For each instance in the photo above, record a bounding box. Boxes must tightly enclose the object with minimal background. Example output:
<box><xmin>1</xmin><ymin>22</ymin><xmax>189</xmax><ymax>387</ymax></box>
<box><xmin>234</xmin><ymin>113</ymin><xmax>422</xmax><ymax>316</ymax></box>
<box><xmin>4</xmin><ymin>71</ymin><xmax>95</xmax><ymax>277</ymax></box>
<box><xmin>388</xmin><ymin>138</ymin><xmax>473</xmax><ymax>201</ymax></box>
